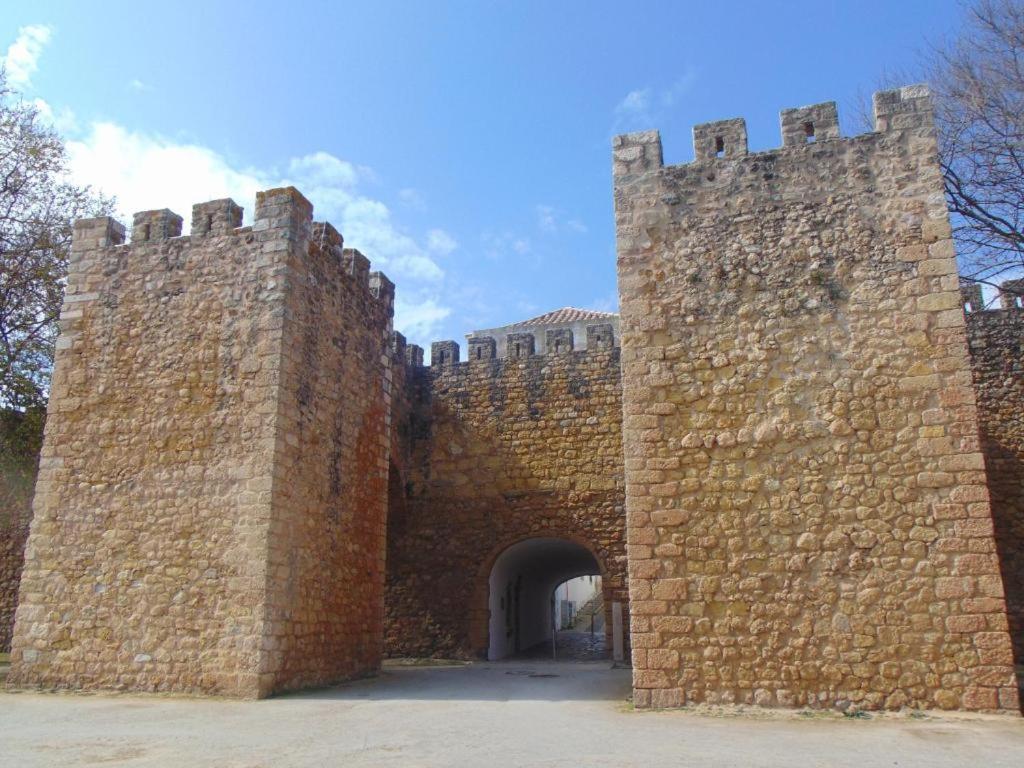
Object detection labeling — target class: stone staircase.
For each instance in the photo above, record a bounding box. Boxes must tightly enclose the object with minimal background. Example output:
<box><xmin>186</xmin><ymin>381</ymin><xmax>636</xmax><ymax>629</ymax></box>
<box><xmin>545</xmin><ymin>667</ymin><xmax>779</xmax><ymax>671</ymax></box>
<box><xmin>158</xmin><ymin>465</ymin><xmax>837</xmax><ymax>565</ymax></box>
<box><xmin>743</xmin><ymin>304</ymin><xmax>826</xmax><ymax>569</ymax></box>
<box><xmin>571</xmin><ymin>591</ymin><xmax>604</xmax><ymax>633</ymax></box>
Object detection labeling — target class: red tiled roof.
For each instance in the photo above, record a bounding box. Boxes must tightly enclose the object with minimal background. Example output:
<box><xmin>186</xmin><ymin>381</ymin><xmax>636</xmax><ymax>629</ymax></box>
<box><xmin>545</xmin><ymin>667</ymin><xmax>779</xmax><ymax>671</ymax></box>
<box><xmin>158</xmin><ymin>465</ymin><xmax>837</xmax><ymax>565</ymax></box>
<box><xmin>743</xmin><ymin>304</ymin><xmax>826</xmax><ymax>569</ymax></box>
<box><xmin>516</xmin><ymin>307</ymin><xmax>618</xmax><ymax>327</ymax></box>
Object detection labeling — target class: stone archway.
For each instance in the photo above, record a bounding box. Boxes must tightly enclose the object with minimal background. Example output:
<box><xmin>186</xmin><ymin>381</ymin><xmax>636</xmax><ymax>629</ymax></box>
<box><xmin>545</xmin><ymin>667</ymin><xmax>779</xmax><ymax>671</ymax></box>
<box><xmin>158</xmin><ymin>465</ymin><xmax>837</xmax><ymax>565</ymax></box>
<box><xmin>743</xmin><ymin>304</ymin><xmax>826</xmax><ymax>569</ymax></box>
<box><xmin>469</xmin><ymin>533</ymin><xmax>618</xmax><ymax>660</ymax></box>
<box><xmin>482</xmin><ymin>537</ymin><xmax>602</xmax><ymax>660</ymax></box>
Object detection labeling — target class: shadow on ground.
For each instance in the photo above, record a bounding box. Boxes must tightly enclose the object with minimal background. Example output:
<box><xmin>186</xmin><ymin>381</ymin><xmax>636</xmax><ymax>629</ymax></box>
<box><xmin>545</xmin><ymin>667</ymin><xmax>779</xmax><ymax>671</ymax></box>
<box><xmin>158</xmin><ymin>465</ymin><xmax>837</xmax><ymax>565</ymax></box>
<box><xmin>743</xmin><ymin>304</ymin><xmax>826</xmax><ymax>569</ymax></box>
<box><xmin>284</xmin><ymin>659</ymin><xmax>631</xmax><ymax>703</ymax></box>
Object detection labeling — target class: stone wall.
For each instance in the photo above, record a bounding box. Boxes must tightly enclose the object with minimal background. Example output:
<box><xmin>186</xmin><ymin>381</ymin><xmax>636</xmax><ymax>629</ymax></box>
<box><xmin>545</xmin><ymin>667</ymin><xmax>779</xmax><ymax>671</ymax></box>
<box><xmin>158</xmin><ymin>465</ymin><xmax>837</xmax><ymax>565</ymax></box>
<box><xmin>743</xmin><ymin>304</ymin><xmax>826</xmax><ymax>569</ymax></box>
<box><xmin>0</xmin><ymin>408</ymin><xmax>42</xmax><ymax>651</ymax></box>
<box><xmin>0</xmin><ymin>521</ymin><xmax>28</xmax><ymax>651</ymax></box>
<box><xmin>613</xmin><ymin>87</ymin><xmax>1019</xmax><ymax>712</ymax></box>
<box><xmin>384</xmin><ymin>331</ymin><xmax>627</xmax><ymax>658</ymax></box>
<box><xmin>254</xmin><ymin>207</ymin><xmax>395</xmax><ymax>693</ymax></box>
<box><xmin>7</xmin><ymin>188</ymin><xmax>394</xmax><ymax>697</ymax></box>
<box><xmin>965</xmin><ymin>290</ymin><xmax>1024</xmax><ymax>668</ymax></box>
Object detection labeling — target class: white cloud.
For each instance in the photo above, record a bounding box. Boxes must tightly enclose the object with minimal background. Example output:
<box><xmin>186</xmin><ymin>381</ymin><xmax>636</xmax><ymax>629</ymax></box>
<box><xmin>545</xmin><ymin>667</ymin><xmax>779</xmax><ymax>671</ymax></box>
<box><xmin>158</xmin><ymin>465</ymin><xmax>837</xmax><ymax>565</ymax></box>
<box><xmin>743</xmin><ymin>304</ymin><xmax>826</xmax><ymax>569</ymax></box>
<box><xmin>590</xmin><ymin>291</ymin><xmax>620</xmax><ymax>314</ymax></box>
<box><xmin>64</xmin><ymin>121</ymin><xmax>449</xmax><ymax>341</ymax></box>
<box><xmin>515</xmin><ymin>299</ymin><xmax>540</xmax><ymax>317</ymax></box>
<box><xmin>427</xmin><ymin>228</ymin><xmax>457</xmax><ymax>255</ymax></box>
<box><xmin>3</xmin><ymin>24</ymin><xmax>51</xmax><ymax>88</ymax></box>
<box><xmin>395</xmin><ymin>295</ymin><xmax>450</xmax><ymax>340</ymax></box>
<box><xmin>481</xmin><ymin>230</ymin><xmax>532</xmax><ymax>262</ymax></box>
<box><xmin>287</xmin><ymin>151</ymin><xmax>358</xmax><ymax>188</ymax></box>
<box><xmin>613</xmin><ymin>70</ymin><xmax>697</xmax><ymax>133</ymax></box>
<box><xmin>398</xmin><ymin>187</ymin><xmax>426</xmax><ymax>211</ymax></box>
<box><xmin>615</xmin><ymin>88</ymin><xmax>652</xmax><ymax>119</ymax></box>
<box><xmin>536</xmin><ymin>204</ymin><xmax>587</xmax><ymax>235</ymax></box>
<box><xmin>660</xmin><ymin>70</ymin><xmax>698</xmax><ymax>108</ymax></box>
<box><xmin>32</xmin><ymin>97</ymin><xmax>77</xmax><ymax>133</ymax></box>
<box><xmin>128</xmin><ymin>78</ymin><xmax>151</xmax><ymax>92</ymax></box>
<box><xmin>537</xmin><ymin>205</ymin><xmax>557</xmax><ymax>233</ymax></box>
<box><xmin>66</xmin><ymin>122</ymin><xmax>267</xmax><ymax>221</ymax></box>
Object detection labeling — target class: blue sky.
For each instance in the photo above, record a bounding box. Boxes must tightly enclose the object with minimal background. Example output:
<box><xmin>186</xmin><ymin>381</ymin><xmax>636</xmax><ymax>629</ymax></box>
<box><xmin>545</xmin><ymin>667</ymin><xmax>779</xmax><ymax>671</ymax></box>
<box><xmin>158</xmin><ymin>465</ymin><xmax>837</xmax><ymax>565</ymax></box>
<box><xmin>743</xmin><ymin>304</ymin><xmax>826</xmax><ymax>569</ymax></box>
<box><xmin>4</xmin><ymin>0</ymin><xmax>965</xmax><ymax>351</ymax></box>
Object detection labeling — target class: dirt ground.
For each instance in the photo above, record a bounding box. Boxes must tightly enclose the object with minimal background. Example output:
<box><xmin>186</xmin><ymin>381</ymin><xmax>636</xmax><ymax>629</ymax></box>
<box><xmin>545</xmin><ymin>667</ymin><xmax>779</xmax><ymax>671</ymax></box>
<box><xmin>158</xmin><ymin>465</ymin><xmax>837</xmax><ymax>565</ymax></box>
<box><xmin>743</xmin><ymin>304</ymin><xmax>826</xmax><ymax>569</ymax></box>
<box><xmin>1</xmin><ymin>660</ymin><xmax>1023</xmax><ymax>767</ymax></box>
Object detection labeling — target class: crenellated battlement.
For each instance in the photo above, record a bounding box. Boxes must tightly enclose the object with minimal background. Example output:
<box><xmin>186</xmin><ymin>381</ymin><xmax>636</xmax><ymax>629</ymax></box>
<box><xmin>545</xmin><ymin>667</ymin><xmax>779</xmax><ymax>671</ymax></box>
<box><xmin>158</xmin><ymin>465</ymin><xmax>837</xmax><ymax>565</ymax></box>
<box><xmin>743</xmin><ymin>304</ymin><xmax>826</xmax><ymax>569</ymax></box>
<box><xmin>613</xmin><ymin>84</ymin><xmax>934</xmax><ymax>178</ymax></box>
<box><xmin>961</xmin><ymin>278</ymin><xmax>1024</xmax><ymax>314</ymax></box>
<box><xmin>426</xmin><ymin>322</ymin><xmax>618</xmax><ymax>377</ymax></box>
<box><xmin>131</xmin><ymin>209</ymin><xmax>183</xmax><ymax>243</ymax></box>
<box><xmin>69</xmin><ymin>187</ymin><xmax>394</xmax><ymax>312</ymax></box>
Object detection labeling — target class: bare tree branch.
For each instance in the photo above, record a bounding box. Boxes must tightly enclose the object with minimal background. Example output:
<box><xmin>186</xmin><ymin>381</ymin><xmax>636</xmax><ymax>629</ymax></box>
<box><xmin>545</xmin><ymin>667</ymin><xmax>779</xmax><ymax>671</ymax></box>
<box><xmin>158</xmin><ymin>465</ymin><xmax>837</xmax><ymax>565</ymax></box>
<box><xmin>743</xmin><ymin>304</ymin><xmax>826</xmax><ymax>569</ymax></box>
<box><xmin>929</xmin><ymin>0</ymin><xmax>1024</xmax><ymax>294</ymax></box>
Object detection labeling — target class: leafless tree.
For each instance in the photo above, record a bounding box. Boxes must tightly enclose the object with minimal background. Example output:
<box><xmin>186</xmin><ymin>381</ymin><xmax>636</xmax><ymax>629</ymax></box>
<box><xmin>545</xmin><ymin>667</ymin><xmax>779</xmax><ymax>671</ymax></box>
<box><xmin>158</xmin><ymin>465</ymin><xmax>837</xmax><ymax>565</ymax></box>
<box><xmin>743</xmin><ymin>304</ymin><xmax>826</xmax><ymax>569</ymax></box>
<box><xmin>930</xmin><ymin>0</ymin><xmax>1024</xmax><ymax>300</ymax></box>
<box><xmin>0</xmin><ymin>70</ymin><xmax>112</xmax><ymax>411</ymax></box>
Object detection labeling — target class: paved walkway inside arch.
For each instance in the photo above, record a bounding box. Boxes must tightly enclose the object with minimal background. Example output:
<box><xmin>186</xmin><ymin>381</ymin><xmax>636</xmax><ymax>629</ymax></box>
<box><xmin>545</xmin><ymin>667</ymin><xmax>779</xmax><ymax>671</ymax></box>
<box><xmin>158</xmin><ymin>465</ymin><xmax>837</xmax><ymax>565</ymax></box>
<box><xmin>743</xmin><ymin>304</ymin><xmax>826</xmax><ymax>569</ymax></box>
<box><xmin>515</xmin><ymin>629</ymin><xmax>608</xmax><ymax>661</ymax></box>
<box><xmin>1</xmin><ymin>660</ymin><xmax>1023</xmax><ymax>767</ymax></box>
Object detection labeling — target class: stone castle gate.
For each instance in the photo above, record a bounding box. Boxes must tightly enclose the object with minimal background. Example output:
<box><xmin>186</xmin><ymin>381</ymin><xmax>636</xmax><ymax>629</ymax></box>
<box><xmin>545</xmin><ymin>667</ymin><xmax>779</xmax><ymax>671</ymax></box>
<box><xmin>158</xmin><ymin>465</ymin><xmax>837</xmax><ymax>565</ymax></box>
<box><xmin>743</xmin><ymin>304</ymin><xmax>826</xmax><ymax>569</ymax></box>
<box><xmin>1</xmin><ymin>85</ymin><xmax>1022</xmax><ymax>711</ymax></box>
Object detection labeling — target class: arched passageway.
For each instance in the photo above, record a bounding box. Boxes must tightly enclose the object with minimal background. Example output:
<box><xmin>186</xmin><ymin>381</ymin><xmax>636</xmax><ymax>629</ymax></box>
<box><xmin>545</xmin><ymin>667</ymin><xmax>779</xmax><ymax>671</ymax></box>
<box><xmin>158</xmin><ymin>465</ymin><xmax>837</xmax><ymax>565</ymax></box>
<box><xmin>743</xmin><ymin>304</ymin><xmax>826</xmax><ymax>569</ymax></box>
<box><xmin>486</xmin><ymin>537</ymin><xmax>602</xmax><ymax>661</ymax></box>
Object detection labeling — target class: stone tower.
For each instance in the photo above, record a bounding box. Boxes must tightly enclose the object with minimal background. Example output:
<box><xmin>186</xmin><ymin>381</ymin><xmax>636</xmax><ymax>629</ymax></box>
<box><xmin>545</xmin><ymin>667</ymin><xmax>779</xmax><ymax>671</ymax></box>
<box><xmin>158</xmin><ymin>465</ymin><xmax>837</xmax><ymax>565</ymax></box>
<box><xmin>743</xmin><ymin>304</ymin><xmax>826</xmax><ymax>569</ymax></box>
<box><xmin>613</xmin><ymin>87</ymin><xmax>1019</xmax><ymax>711</ymax></box>
<box><xmin>8</xmin><ymin>188</ymin><xmax>395</xmax><ymax>697</ymax></box>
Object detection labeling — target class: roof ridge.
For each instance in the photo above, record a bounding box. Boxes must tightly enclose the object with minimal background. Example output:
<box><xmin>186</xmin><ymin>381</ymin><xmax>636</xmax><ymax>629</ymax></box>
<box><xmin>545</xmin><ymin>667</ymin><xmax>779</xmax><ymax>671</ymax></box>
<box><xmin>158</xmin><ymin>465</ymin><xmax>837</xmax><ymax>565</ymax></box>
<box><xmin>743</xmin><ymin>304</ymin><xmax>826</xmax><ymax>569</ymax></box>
<box><xmin>517</xmin><ymin>306</ymin><xmax>618</xmax><ymax>326</ymax></box>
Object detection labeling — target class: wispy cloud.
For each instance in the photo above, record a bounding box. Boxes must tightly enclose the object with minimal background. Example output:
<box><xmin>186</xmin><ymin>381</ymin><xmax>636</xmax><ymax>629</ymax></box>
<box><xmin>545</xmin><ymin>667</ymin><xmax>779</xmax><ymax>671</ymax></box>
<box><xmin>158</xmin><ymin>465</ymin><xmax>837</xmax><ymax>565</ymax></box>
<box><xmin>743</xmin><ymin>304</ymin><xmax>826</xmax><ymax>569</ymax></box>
<box><xmin>480</xmin><ymin>230</ymin><xmax>531</xmax><ymax>262</ymax></box>
<box><xmin>614</xmin><ymin>87</ymin><xmax>653</xmax><ymax>125</ymax></box>
<box><xmin>536</xmin><ymin>204</ymin><xmax>588</xmax><ymax>235</ymax></box>
<box><xmin>537</xmin><ymin>205</ymin><xmax>557</xmax><ymax>233</ymax></box>
<box><xmin>427</xmin><ymin>228</ymin><xmax>458</xmax><ymax>256</ymax></box>
<box><xmin>3</xmin><ymin>24</ymin><xmax>52</xmax><ymax>88</ymax></box>
<box><xmin>398</xmin><ymin>187</ymin><xmax>426</xmax><ymax>211</ymax></box>
<box><xmin>590</xmin><ymin>291</ymin><xmax>620</xmax><ymax>314</ymax></box>
<box><xmin>128</xmin><ymin>78</ymin><xmax>151</xmax><ymax>92</ymax></box>
<box><xmin>31</xmin><ymin>97</ymin><xmax>77</xmax><ymax>133</ymax></box>
<box><xmin>394</xmin><ymin>296</ymin><xmax>450</xmax><ymax>339</ymax></box>
<box><xmin>659</xmin><ymin>71</ymin><xmax>698</xmax><ymax>108</ymax></box>
<box><xmin>612</xmin><ymin>69</ymin><xmax>698</xmax><ymax>133</ymax></box>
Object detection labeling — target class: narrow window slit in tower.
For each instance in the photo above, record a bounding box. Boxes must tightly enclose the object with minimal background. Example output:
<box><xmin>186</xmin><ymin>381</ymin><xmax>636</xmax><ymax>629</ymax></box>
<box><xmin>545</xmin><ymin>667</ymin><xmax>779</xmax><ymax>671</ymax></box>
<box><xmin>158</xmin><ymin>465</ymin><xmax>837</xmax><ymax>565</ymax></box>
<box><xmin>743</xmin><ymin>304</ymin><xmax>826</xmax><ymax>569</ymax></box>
<box><xmin>515</xmin><ymin>343</ymin><xmax>521</xmax><ymax>357</ymax></box>
<box><xmin>476</xmin><ymin>348</ymin><xmax>482</xmax><ymax>360</ymax></box>
<box><xmin>206</xmin><ymin>213</ymin><xmax>214</xmax><ymax>232</ymax></box>
<box><xmin>804</xmin><ymin>122</ymin><xmax>816</xmax><ymax>143</ymax></box>
<box><xmin>142</xmin><ymin>224</ymin><xmax>151</xmax><ymax>241</ymax></box>
<box><xmin>714</xmin><ymin>136</ymin><xmax>725</xmax><ymax>157</ymax></box>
